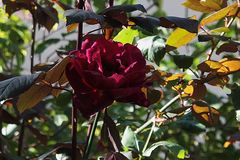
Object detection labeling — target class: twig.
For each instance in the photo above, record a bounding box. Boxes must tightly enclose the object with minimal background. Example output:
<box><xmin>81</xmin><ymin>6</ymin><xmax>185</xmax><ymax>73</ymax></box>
<box><xmin>134</xmin><ymin>95</ymin><xmax>180</xmax><ymax>134</ymax></box>
<box><xmin>142</xmin><ymin>121</ymin><xmax>155</xmax><ymax>153</ymax></box>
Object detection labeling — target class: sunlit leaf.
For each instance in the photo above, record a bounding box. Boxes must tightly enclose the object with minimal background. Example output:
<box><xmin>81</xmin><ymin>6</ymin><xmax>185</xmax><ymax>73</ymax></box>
<box><xmin>217</xmin><ymin>58</ymin><xmax>240</xmax><ymax>74</ymax></box>
<box><xmin>197</xmin><ymin>60</ymin><xmax>222</xmax><ymax>72</ymax></box>
<box><xmin>67</xmin><ymin>23</ymin><xmax>78</xmax><ymax>32</ymax></box>
<box><xmin>209</xmin><ymin>27</ymin><xmax>230</xmax><ymax>33</ymax></box>
<box><xmin>200</xmin><ymin>3</ymin><xmax>237</xmax><ymax>26</ymax></box>
<box><xmin>191</xmin><ymin>101</ymin><xmax>220</xmax><ymax>125</ymax></box>
<box><xmin>166</xmin><ymin>73</ymin><xmax>185</xmax><ymax>81</ymax></box>
<box><xmin>182</xmin><ymin>0</ymin><xmax>215</xmax><ymax>13</ymax></box>
<box><xmin>113</xmin><ymin>27</ymin><xmax>139</xmax><ymax>44</ymax></box>
<box><xmin>183</xmin><ymin>80</ymin><xmax>206</xmax><ymax>100</ymax></box>
<box><xmin>166</xmin><ymin>27</ymin><xmax>196</xmax><ymax>51</ymax></box>
<box><xmin>199</xmin><ymin>0</ymin><xmax>221</xmax><ymax>11</ymax></box>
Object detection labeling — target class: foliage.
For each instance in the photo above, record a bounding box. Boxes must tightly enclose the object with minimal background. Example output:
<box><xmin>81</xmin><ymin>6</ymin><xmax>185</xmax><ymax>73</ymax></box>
<box><xmin>0</xmin><ymin>0</ymin><xmax>240</xmax><ymax>159</ymax></box>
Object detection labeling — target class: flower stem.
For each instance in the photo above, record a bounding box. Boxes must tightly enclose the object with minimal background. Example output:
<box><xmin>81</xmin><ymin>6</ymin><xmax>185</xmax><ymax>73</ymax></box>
<box><xmin>71</xmin><ymin>102</ymin><xmax>78</xmax><ymax>160</ymax></box>
<box><xmin>18</xmin><ymin>120</ymin><xmax>25</xmax><ymax>156</ymax></box>
<box><xmin>30</xmin><ymin>15</ymin><xmax>36</xmax><ymax>73</ymax></box>
<box><xmin>77</xmin><ymin>0</ymin><xmax>84</xmax><ymax>50</ymax></box>
<box><xmin>83</xmin><ymin>112</ymin><xmax>100</xmax><ymax>160</ymax></box>
<box><xmin>134</xmin><ymin>95</ymin><xmax>180</xmax><ymax>134</ymax></box>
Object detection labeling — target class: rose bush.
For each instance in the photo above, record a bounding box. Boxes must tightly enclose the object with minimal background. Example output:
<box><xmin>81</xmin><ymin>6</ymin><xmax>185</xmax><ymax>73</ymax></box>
<box><xmin>66</xmin><ymin>37</ymin><xmax>157</xmax><ymax>118</ymax></box>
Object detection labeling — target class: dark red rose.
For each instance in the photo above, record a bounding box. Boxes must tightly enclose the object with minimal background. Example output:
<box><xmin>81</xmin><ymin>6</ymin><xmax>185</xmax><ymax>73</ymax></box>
<box><xmin>66</xmin><ymin>37</ymin><xmax>154</xmax><ymax>118</ymax></box>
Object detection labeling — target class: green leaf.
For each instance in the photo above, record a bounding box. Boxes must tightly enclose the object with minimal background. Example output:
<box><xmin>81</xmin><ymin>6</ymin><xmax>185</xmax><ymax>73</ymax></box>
<box><xmin>36</xmin><ymin>38</ymin><xmax>60</xmax><ymax>54</ymax></box>
<box><xmin>100</xmin><ymin>4</ymin><xmax>146</xmax><ymax>15</ymax></box>
<box><xmin>121</xmin><ymin>126</ymin><xmax>139</xmax><ymax>151</ymax></box>
<box><xmin>173</xmin><ymin>55</ymin><xmax>193</xmax><ymax>69</ymax></box>
<box><xmin>137</xmin><ymin>36</ymin><xmax>166</xmax><ymax>65</ymax></box>
<box><xmin>65</xmin><ymin>9</ymin><xmax>104</xmax><ymax>26</ymax></box>
<box><xmin>0</xmin><ymin>73</ymin><xmax>40</xmax><ymax>101</ymax></box>
<box><xmin>113</xmin><ymin>27</ymin><xmax>139</xmax><ymax>44</ymax></box>
<box><xmin>143</xmin><ymin>141</ymin><xmax>188</xmax><ymax>159</ymax></box>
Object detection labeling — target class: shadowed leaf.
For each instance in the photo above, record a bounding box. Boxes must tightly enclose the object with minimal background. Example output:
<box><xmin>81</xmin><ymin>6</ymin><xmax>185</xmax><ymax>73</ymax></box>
<box><xmin>159</xmin><ymin>16</ymin><xmax>199</xmax><ymax>33</ymax></box>
<box><xmin>100</xmin><ymin>4</ymin><xmax>146</xmax><ymax>15</ymax></box>
<box><xmin>216</xmin><ymin>43</ymin><xmax>239</xmax><ymax>55</ymax></box>
<box><xmin>143</xmin><ymin>141</ymin><xmax>188</xmax><ymax>159</ymax></box>
<box><xmin>173</xmin><ymin>55</ymin><xmax>193</xmax><ymax>69</ymax></box>
<box><xmin>0</xmin><ymin>73</ymin><xmax>40</xmax><ymax>101</ymax></box>
<box><xmin>65</xmin><ymin>9</ymin><xmax>104</xmax><ymax>26</ymax></box>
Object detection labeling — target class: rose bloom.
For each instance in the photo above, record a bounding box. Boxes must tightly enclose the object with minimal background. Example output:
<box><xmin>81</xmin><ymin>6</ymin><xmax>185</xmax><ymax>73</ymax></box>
<box><xmin>66</xmin><ymin>37</ymin><xmax>154</xmax><ymax>118</ymax></box>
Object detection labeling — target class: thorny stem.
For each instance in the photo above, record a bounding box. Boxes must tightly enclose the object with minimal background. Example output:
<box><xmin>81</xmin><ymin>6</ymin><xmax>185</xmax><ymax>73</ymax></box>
<box><xmin>83</xmin><ymin>112</ymin><xmax>101</xmax><ymax>160</ymax></box>
<box><xmin>30</xmin><ymin>15</ymin><xmax>37</xmax><ymax>73</ymax></box>
<box><xmin>134</xmin><ymin>95</ymin><xmax>180</xmax><ymax>134</ymax></box>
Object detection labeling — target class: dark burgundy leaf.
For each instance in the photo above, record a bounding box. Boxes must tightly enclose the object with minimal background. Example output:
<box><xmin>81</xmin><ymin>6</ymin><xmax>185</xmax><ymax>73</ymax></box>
<box><xmin>101</xmin><ymin>112</ymin><xmax>123</xmax><ymax>152</ymax></box>
<box><xmin>0</xmin><ymin>108</ymin><xmax>18</xmax><ymax>124</ymax></box>
<box><xmin>65</xmin><ymin>9</ymin><xmax>104</xmax><ymax>26</ymax></box>
<box><xmin>0</xmin><ymin>73</ymin><xmax>40</xmax><ymax>101</ymax></box>
<box><xmin>216</xmin><ymin>43</ymin><xmax>239</xmax><ymax>55</ymax></box>
<box><xmin>35</xmin><ymin>3</ymin><xmax>59</xmax><ymax>31</ymax></box>
<box><xmin>100</xmin><ymin>4</ymin><xmax>146</xmax><ymax>15</ymax></box>
<box><xmin>159</xmin><ymin>16</ymin><xmax>199</xmax><ymax>33</ymax></box>
<box><xmin>129</xmin><ymin>16</ymin><xmax>161</xmax><ymax>33</ymax></box>
<box><xmin>2</xmin><ymin>0</ymin><xmax>35</xmax><ymax>16</ymax></box>
<box><xmin>105</xmin><ymin>152</ymin><xmax>128</xmax><ymax>160</ymax></box>
<box><xmin>198</xmin><ymin>35</ymin><xmax>231</xmax><ymax>42</ymax></box>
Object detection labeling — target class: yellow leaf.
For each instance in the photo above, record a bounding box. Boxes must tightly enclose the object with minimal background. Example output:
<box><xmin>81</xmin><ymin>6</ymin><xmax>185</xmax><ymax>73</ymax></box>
<box><xmin>227</xmin><ymin>2</ymin><xmax>240</xmax><ymax>17</ymax></box>
<box><xmin>183</xmin><ymin>80</ymin><xmax>206</xmax><ymax>100</ymax></box>
<box><xmin>166</xmin><ymin>73</ymin><xmax>185</xmax><ymax>81</ymax></box>
<box><xmin>166</xmin><ymin>28</ymin><xmax>196</xmax><ymax>50</ymax></box>
<box><xmin>223</xmin><ymin>141</ymin><xmax>232</xmax><ymax>148</ymax></box>
<box><xmin>197</xmin><ymin>60</ymin><xmax>222</xmax><ymax>72</ymax></box>
<box><xmin>200</xmin><ymin>3</ymin><xmax>237</xmax><ymax>26</ymax></box>
<box><xmin>182</xmin><ymin>0</ymin><xmax>215</xmax><ymax>13</ymax></box>
<box><xmin>67</xmin><ymin>23</ymin><xmax>78</xmax><ymax>32</ymax></box>
<box><xmin>192</xmin><ymin>101</ymin><xmax>220</xmax><ymax>125</ymax></box>
<box><xmin>217</xmin><ymin>58</ymin><xmax>240</xmax><ymax>74</ymax></box>
<box><xmin>200</xmin><ymin>0</ymin><xmax>221</xmax><ymax>10</ymax></box>
<box><xmin>209</xmin><ymin>27</ymin><xmax>230</xmax><ymax>33</ymax></box>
